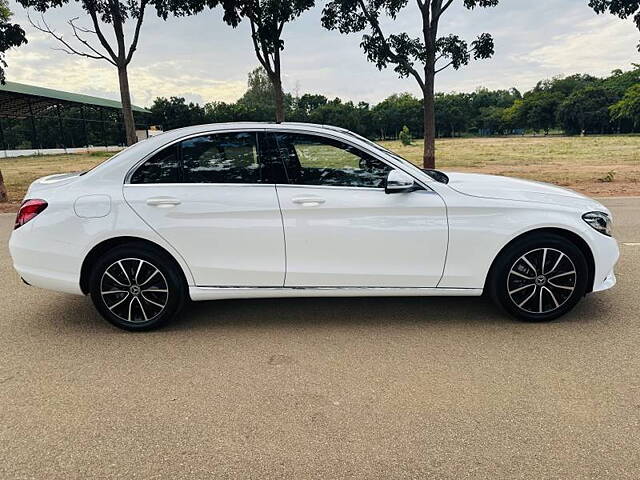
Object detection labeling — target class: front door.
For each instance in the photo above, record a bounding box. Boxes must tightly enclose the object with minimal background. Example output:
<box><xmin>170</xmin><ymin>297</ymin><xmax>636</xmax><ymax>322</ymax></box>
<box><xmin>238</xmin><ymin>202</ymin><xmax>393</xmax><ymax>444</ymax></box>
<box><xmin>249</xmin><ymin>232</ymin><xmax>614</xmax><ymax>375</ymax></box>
<box><xmin>123</xmin><ymin>130</ymin><xmax>286</xmax><ymax>287</ymax></box>
<box><xmin>266</xmin><ymin>131</ymin><xmax>448</xmax><ymax>288</ymax></box>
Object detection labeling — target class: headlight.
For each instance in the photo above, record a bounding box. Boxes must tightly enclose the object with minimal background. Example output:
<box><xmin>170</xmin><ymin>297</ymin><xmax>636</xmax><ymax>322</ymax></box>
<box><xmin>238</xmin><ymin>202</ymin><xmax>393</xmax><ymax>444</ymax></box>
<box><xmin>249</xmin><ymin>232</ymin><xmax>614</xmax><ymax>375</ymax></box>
<box><xmin>582</xmin><ymin>211</ymin><xmax>612</xmax><ymax>237</ymax></box>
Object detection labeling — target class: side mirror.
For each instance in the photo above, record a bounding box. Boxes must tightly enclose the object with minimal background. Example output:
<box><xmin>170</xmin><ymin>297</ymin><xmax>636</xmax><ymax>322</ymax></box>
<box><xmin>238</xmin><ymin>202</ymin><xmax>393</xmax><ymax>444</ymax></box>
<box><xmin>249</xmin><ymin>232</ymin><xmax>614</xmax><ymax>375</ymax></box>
<box><xmin>385</xmin><ymin>169</ymin><xmax>418</xmax><ymax>194</ymax></box>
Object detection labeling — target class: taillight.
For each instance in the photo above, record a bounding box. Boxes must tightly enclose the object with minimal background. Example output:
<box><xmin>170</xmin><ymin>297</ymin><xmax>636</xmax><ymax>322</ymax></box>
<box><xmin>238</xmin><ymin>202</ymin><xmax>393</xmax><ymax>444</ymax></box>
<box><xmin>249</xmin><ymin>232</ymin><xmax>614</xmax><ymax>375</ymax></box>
<box><xmin>14</xmin><ymin>199</ymin><xmax>48</xmax><ymax>230</ymax></box>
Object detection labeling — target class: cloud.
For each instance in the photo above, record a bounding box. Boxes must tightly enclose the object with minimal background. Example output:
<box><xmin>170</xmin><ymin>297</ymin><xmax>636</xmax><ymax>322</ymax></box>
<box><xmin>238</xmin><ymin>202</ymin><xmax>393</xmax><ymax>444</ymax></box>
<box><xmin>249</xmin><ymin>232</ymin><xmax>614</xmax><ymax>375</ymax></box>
<box><xmin>5</xmin><ymin>42</ymin><xmax>246</xmax><ymax>107</ymax></box>
<box><xmin>5</xmin><ymin>0</ymin><xmax>640</xmax><ymax>106</ymax></box>
<box><xmin>519</xmin><ymin>16</ymin><xmax>639</xmax><ymax>75</ymax></box>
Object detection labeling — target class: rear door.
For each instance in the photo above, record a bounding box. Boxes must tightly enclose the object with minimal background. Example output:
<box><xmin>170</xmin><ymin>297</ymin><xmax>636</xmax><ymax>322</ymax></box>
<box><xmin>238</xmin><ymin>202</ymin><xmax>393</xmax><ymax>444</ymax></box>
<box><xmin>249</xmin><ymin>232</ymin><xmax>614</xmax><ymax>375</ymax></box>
<box><xmin>265</xmin><ymin>131</ymin><xmax>449</xmax><ymax>288</ymax></box>
<box><xmin>123</xmin><ymin>130</ymin><xmax>287</xmax><ymax>287</ymax></box>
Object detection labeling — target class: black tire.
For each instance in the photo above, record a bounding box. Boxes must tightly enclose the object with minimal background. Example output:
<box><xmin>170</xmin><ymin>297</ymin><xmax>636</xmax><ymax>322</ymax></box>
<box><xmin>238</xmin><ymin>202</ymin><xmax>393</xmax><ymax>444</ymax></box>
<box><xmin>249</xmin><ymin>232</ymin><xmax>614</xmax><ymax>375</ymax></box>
<box><xmin>488</xmin><ymin>233</ymin><xmax>589</xmax><ymax>322</ymax></box>
<box><xmin>89</xmin><ymin>243</ymin><xmax>186</xmax><ymax>331</ymax></box>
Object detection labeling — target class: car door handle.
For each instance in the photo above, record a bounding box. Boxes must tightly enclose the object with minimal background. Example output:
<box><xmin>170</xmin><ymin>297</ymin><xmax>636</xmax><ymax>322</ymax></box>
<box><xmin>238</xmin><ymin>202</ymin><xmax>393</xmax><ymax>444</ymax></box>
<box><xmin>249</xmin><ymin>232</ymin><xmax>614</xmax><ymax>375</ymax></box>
<box><xmin>146</xmin><ymin>197</ymin><xmax>181</xmax><ymax>208</ymax></box>
<box><xmin>291</xmin><ymin>196</ymin><xmax>326</xmax><ymax>206</ymax></box>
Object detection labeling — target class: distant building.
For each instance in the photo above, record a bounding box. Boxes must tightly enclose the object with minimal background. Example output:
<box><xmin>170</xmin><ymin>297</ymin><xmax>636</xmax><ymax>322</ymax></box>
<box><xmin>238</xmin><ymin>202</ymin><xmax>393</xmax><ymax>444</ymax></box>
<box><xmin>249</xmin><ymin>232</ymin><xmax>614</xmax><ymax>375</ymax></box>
<box><xmin>0</xmin><ymin>81</ymin><xmax>152</xmax><ymax>155</ymax></box>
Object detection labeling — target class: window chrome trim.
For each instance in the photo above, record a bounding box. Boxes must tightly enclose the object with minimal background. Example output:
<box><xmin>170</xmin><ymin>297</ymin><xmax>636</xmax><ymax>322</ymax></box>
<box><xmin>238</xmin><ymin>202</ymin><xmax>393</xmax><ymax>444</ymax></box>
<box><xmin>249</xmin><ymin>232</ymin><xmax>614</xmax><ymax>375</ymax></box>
<box><xmin>123</xmin><ymin>125</ymin><xmax>434</xmax><ymax>192</ymax></box>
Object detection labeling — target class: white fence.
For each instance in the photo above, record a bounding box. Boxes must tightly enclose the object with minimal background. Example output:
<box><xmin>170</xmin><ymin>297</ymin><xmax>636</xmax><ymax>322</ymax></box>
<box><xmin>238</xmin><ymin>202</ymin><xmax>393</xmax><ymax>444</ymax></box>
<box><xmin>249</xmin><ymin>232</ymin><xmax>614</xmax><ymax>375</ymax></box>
<box><xmin>0</xmin><ymin>145</ymin><xmax>125</xmax><ymax>159</ymax></box>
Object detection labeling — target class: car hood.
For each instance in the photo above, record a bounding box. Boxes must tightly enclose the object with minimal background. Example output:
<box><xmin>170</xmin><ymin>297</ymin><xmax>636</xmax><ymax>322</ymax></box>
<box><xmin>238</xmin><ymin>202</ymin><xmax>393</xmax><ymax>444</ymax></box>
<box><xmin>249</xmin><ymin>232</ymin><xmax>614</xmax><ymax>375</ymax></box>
<box><xmin>443</xmin><ymin>172</ymin><xmax>607</xmax><ymax>212</ymax></box>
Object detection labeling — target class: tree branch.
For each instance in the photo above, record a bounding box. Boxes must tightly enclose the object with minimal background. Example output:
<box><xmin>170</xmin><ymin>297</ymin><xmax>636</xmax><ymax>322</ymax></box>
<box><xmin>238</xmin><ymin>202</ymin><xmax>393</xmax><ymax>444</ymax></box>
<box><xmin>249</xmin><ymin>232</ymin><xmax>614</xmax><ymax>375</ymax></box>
<box><xmin>434</xmin><ymin>59</ymin><xmax>454</xmax><ymax>74</ymax></box>
<box><xmin>439</xmin><ymin>0</ymin><xmax>454</xmax><ymax>18</ymax></box>
<box><xmin>126</xmin><ymin>0</ymin><xmax>148</xmax><ymax>64</ymax></box>
<box><xmin>434</xmin><ymin>41</ymin><xmax>481</xmax><ymax>74</ymax></box>
<box><xmin>68</xmin><ymin>17</ymin><xmax>116</xmax><ymax>65</ymax></box>
<box><xmin>87</xmin><ymin>8</ymin><xmax>118</xmax><ymax>63</ymax></box>
<box><xmin>249</xmin><ymin>17</ymin><xmax>273</xmax><ymax>75</ymax></box>
<box><xmin>28</xmin><ymin>13</ymin><xmax>116</xmax><ymax>65</ymax></box>
<box><xmin>107</xmin><ymin>0</ymin><xmax>127</xmax><ymax>62</ymax></box>
<box><xmin>356</xmin><ymin>0</ymin><xmax>426</xmax><ymax>92</ymax></box>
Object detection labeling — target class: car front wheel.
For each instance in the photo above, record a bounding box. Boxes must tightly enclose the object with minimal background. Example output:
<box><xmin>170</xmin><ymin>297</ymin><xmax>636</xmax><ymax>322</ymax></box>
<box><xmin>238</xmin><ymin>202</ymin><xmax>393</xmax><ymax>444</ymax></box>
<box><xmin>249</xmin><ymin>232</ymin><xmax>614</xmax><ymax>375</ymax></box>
<box><xmin>89</xmin><ymin>244</ymin><xmax>186</xmax><ymax>331</ymax></box>
<box><xmin>489</xmin><ymin>233</ymin><xmax>589</xmax><ymax>322</ymax></box>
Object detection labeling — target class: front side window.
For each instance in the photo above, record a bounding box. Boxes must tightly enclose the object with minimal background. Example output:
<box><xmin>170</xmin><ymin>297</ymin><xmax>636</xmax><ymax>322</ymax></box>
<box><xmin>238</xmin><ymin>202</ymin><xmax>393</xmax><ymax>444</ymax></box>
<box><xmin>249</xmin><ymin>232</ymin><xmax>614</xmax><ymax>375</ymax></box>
<box><xmin>181</xmin><ymin>132</ymin><xmax>260</xmax><ymax>184</ymax></box>
<box><xmin>270</xmin><ymin>132</ymin><xmax>392</xmax><ymax>188</ymax></box>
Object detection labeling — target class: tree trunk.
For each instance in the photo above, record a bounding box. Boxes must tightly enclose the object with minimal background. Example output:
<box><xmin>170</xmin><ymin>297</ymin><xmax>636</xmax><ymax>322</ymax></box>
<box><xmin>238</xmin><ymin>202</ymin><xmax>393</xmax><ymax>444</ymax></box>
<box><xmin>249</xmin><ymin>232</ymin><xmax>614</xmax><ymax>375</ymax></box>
<box><xmin>422</xmin><ymin>71</ymin><xmax>436</xmax><ymax>169</ymax></box>
<box><xmin>117</xmin><ymin>64</ymin><xmax>138</xmax><ymax>146</ymax></box>
<box><xmin>0</xmin><ymin>169</ymin><xmax>8</xmax><ymax>203</ymax></box>
<box><xmin>272</xmin><ymin>76</ymin><xmax>285</xmax><ymax>123</ymax></box>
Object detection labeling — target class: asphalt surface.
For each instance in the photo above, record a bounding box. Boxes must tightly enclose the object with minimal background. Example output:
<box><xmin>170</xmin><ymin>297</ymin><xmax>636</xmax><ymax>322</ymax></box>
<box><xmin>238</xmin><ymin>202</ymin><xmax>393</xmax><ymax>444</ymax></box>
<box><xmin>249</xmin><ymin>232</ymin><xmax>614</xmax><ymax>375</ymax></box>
<box><xmin>1</xmin><ymin>198</ymin><xmax>639</xmax><ymax>479</ymax></box>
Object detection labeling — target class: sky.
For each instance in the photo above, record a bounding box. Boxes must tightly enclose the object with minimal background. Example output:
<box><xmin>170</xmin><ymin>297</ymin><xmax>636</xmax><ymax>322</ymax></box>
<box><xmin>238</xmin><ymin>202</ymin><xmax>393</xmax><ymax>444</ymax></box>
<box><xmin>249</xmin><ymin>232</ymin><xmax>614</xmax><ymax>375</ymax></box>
<box><xmin>5</xmin><ymin>0</ymin><xmax>640</xmax><ymax>108</ymax></box>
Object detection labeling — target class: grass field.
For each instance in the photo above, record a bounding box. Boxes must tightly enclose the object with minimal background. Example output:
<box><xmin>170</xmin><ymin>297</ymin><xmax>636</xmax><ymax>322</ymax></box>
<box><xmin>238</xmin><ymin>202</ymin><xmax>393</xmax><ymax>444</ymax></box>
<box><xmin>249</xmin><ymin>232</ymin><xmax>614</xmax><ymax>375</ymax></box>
<box><xmin>1</xmin><ymin>135</ymin><xmax>639</xmax><ymax>212</ymax></box>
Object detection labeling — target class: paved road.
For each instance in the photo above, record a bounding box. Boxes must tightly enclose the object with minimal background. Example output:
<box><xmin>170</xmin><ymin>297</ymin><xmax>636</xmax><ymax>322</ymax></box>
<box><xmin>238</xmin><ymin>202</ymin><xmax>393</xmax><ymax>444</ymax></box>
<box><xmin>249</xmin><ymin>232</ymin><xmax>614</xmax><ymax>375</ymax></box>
<box><xmin>1</xmin><ymin>198</ymin><xmax>639</xmax><ymax>479</ymax></box>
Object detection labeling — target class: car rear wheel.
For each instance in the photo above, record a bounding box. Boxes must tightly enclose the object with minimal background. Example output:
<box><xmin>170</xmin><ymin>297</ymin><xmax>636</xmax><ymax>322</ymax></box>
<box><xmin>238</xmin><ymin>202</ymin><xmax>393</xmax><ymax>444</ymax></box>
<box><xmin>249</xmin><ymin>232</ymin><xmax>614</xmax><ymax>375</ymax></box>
<box><xmin>89</xmin><ymin>244</ymin><xmax>186</xmax><ymax>331</ymax></box>
<box><xmin>489</xmin><ymin>233</ymin><xmax>589</xmax><ymax>322</ymax></box>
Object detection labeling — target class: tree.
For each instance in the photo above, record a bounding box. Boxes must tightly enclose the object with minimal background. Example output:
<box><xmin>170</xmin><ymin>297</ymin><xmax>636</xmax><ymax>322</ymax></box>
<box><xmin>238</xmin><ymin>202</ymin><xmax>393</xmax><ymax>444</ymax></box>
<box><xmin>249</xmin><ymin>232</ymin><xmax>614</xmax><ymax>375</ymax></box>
<box><xmin>292</xmin><ymin>93</ymin><xmax>328</xmax><ymax>119</ymax></box>
<box><xmin>169</xmin><ymin>0</ymin><xmax>313</xmax><ymax>122</ymax></box>
<box><xmin>434</xmin><ymin>92</ymin><xmax>468</xmax><ymax>137</ymax></box>
<box><xmin>236</xmin><ymin>66</ymin><xmax>294</xmax><ymax>121</ymax></box>
<box><xmin>0</xmin><ymin>0</ymin><xmax>27</xmax><ymax>84</ymax></box>
<box><xmin>500</xmin><ymin>98</ymin><xmax>524</xmax><ymax>133</ymax></box>
<box><xmin>610</xmin><ymin>84</ymin><xmax>640</xmax><ymax>131</ymax></box>
<box><xmin>399</xmin><ymin>125</ymin><xmax>412</xmax><ymax>145</ymax></box>
<box><xmin>519</xmin><ymin>89</ymin><xmax>564</xmax><ymax>133</ymax></box>
<box><xmin>21</xmin><ymin>0</ymin><xmax>159</xmax><ymax>145</ymax></box>
<box><xmin>601</xmin><ymin>64</ymin><xmax>640</xmax><ymax>96</ymax></box>
<box><xmin>372</xmin><ymin>93</ymin><xmax>422</xmax><ymax>139</ymax></box>
<box><xmin>589</xmin><ymin>0</ymin><xmax>640</xmax><ymax>50</ymax></box>
<box><xmin>322</xmin><ymin>0</ymin><xmax>498</xmax><ymax>168</ymax></box>
<box><xmin>557</xmin><ymin>86</ymin><xmax>618</xmax><ymax>135</ymax></box>
<box><xmin>149</xmin><ymin>96</ymin><xmax>206</xmax><ymax>130</ymax></box>
<box><xmin>0</xmin><ymin>1</ymin><xmax>27</xmax><ymax>202</ymax></box>
<box><xmin>308</xmin><ymin>97</ymin><xmax>372</xmax><ymax>136</ymax></box>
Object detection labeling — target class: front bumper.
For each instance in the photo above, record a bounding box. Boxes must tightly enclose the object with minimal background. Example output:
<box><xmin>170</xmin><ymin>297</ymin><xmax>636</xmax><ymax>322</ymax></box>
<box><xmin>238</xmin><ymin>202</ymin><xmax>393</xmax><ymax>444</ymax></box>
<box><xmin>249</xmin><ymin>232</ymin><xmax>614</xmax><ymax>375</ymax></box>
<box><xmin>593</xmin><ymin>269</ymin><xmax>616</xmax><ymax>293</ymax></box>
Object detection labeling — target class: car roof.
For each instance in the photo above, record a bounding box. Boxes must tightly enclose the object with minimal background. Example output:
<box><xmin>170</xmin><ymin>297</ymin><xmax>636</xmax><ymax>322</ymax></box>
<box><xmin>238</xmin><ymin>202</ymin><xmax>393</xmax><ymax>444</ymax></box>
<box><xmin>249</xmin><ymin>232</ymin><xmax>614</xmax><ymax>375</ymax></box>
<box><xmin>151</xmin><ymin>122</ymin><xmax>351</xmax><ymax>138</ymax></box>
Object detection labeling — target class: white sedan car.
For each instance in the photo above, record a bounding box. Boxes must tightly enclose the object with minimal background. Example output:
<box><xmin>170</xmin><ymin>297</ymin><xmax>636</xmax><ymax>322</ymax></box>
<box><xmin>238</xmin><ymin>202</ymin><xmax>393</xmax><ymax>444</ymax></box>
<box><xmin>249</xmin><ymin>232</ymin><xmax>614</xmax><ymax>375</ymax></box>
<box><xmin>9</xmin><ymin>123</ymin><xmax>619</xmax><ymax>330</ymax></box>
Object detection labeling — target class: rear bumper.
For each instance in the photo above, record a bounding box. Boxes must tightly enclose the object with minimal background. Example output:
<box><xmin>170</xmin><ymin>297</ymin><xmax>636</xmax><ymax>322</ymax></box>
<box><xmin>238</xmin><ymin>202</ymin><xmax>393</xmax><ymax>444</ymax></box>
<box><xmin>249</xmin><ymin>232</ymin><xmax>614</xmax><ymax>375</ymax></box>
<box><xmin>9</xmin><ymin>222</ymin><xmax>84</xmax><ymax>296</ymax></box>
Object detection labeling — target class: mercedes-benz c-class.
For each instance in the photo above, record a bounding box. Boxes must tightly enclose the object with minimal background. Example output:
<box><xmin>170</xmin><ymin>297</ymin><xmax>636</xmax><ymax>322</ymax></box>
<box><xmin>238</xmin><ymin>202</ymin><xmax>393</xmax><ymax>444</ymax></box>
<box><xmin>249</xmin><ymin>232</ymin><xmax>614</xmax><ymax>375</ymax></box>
<box><xmin>9</xmin><ymin>123</ymin><xmax>619</xmax><ymax>330</ymax></box>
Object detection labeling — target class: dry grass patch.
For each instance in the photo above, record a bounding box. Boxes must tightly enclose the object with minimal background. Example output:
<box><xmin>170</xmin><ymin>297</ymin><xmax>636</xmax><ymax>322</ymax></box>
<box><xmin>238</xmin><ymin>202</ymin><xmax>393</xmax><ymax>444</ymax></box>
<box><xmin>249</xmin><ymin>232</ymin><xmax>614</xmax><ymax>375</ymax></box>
<box><xmin>380</xmin><ymin>135</ymin><xmax>640</xmax><ymax>196</ymax></box>
<box><xmin>0</xmin><ymin>152</ymin><xmax>109</xmax><ymax>212</ymax></box>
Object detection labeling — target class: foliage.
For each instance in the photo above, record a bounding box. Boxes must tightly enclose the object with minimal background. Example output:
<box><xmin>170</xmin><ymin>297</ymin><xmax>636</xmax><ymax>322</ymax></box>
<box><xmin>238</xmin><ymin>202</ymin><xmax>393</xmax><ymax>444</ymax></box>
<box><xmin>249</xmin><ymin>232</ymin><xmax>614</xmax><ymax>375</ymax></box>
<box><xmin>589</xmin><ymin>0</ymin><xmax>640</xmax><ymax>50</ymax></box>
<box><xmin>165</xmin><ymin>0</ymin><xmax>313</xmax><ymax>121</ymax></box>
<box><xmin>399</xmin><ymin>125</ymin><xmax>412</xmax><ymax>145</ymax></box>
<box><xmin>610</xmin><ymin>84</ymin><xmax>640</xmax><ymax>129</ymax></box>
<box><xmin>149</xmin><ymin>96</ymin><xmax>206</xmax><ymax>130</ymax></box>
<box><xmin>145</xmin><ymin>65</ymin><xmax>640</xmax><ymax>139</ymax></box>
<box><xmin>321</xmin><ymin>0</ymin><xmax>500</xmax><ymax>168</ymax></box>
<box><xmin>18</xmin><ymin>0</ymin><xmax>167</xmax><ymax>145</ymax></box>
<box><xmin>0</xmin><ymin>0</ymin><xmax>27</xmax><ymax>83</ymax></box>
<box><xmin>434</xmin><ymin>93</ymin><xmax>468</xmax><ymax>137</ymax></box>
<box><xmin>598</xmin><ymin>170</ymin><xmax>616</xmax><ymax>183</ymax></box>
<box><xmin>556</xmin><ymin>86</ymin><xmax>618</xmax><ymax>135</ymax></box>
<box><xmin>372</xmin><ymin>93</ymin><xmax>422</xmax><ymax>139</ymax></box>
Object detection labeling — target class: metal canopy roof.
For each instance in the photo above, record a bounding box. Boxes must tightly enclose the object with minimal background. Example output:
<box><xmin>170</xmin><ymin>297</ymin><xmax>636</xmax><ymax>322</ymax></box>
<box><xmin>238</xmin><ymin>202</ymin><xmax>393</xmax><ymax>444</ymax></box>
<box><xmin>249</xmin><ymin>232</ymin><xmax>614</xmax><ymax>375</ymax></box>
<box><xmin>0</xmin><ymin>81</ymin><xmax>150</xmax><ymax>117</ymax></box>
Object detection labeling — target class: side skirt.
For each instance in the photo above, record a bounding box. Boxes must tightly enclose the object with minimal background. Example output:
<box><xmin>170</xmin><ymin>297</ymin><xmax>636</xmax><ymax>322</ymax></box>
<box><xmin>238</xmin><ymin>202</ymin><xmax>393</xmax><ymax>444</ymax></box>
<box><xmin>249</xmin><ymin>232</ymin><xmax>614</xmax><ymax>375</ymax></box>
<box><xmin>189</xmin><ymin>286</ymin><xmax>483</xmax><ymax>302</ymax></box>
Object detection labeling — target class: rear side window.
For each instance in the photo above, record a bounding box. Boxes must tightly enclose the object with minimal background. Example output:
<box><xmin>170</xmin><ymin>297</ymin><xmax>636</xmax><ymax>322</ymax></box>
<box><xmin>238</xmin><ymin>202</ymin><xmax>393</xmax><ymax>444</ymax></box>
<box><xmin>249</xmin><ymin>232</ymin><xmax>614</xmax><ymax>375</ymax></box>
<box><xmin>130</xmin><ymin>144</ymin><xmax>179</xmax><ymax>184</ymax></box>
<box><xmin>181</xmin><ymin>132</ymin><xmax>260</xmax><ymax>184</ymax></box>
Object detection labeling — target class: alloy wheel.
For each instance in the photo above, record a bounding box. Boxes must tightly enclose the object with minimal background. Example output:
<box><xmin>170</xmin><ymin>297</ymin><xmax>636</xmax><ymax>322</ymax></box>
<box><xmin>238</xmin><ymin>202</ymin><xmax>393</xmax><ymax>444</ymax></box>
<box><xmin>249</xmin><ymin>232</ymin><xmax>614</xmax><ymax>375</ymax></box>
<box><xmin>100</xmin><ymin>258</ymin><xmax>169</xmax><ymax>323</ymax></box>
<box><xmin>507</xmin><ymin>247</ymin><xmax>577</xmax><ymax>315</ymax></box>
